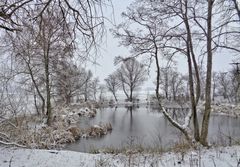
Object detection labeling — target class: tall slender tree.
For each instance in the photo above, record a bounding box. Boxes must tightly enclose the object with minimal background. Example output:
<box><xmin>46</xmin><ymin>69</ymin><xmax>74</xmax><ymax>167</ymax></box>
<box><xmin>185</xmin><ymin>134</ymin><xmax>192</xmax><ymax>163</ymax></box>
<box><xmin>114</xmin><ymin>0</ymin><xmax>239</xmax><ymax>146</ymax></box>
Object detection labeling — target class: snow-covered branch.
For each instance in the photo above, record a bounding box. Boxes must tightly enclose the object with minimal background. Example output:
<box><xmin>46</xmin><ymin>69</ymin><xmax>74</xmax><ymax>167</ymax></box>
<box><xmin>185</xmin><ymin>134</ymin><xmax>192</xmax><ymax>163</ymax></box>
<box><xmin>0</xmin><ymin>140</ymin><xmax>26</xmax><ymax>148</ymax></box>
<box><xmin>158</xmin><ymin>101</ymin><xmax>193</xmax><ymax>142</ymax></box>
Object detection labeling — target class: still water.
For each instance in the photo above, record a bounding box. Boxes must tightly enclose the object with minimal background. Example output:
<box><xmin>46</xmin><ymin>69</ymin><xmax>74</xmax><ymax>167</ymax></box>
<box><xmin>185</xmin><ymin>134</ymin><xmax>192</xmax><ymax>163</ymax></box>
<box><xmin>65</xmin><ymin>106</ymin><xmax>240</xmax><ymax>152</ymax></box>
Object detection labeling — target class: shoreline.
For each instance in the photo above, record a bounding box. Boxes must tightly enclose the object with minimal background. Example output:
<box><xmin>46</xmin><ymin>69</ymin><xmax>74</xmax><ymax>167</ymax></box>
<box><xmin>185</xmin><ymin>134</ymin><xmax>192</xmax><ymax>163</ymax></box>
<box><xmin>0</xmin><ymin>145</ymin><xmax>240</xmax><ymax>167</ymax></box>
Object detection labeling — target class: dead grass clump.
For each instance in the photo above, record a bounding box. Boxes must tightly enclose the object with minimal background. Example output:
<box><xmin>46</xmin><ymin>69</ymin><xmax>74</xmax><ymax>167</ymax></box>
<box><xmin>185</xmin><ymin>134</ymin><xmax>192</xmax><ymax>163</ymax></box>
<box><xmin>67</xmin><ymin>126</ymin><xmax>81</xmax><ymax>140</ymax></box>
<box><xmin>172</xmin><ymin>141</ymin><xmax>191</xmax><ymax>153</ymax></box>
<box><xmin>171</xmin><ymin>140</ymin><xmax>192</xmax><ymax>161</ymax></box>
<box><xmin>0</xmin><ymin>105</ymin><xmax>112</xmax><ymax>149</ymax></box>
<box><xmin>82</xmin><ymin>123</ymin><xmax>112</xmax><ymax>138</ymax></box>
<box><xmin>15</xmin><ymin>126</ymin><xmax>76</xmax><ymax>149</ymax></box>
<box><xmin>0</xmin><ymin>114</ymin><xmax>81</xmax><ymax>149</ymax></box>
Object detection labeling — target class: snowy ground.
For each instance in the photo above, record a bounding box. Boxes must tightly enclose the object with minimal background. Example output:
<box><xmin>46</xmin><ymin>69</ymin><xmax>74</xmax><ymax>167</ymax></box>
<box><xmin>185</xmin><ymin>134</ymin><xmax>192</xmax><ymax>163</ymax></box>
<box><xmin>1</xmin><ymin>145</ymin><xmax>240</xmax><ymax>167</ymax></box>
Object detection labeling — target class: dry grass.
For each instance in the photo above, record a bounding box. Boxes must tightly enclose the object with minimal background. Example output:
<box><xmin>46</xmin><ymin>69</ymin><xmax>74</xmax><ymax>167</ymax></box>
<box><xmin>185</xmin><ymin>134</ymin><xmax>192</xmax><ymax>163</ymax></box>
<box><xmin>0</xmin><ymin>105</ymin><xmax>113</xmax><ymax>149</ymax></box>
<box><xmin>0</xmin><ymin>114</ymin><xmax>77</xmax><ymax>149</ymax></box>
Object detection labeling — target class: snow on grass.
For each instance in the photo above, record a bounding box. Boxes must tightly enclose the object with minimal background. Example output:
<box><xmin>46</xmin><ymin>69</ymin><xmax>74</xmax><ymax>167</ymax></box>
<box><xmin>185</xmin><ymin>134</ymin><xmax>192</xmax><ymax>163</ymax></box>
<box><xmin>0</xmin><ymin>145</ymin><xmax>240</xmax><ymax>167</ymax></box>
<box><xmin>0</xmin><ymin>104</ymin><xmax>113</xmax><ymax>149</ymax></box>
<box><xmin>197</xmin><ymin>103</ymin><xmax>240</xmax><ymax>117</ymax></box>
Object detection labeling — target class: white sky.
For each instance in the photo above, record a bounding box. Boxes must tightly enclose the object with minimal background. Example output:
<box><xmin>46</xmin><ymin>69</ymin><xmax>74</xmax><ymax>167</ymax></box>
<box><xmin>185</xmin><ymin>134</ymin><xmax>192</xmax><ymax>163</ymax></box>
<box><xmin>87</xmin><ymin>0</ymin><xmax>238</xmax><ymax>90</ymax></box>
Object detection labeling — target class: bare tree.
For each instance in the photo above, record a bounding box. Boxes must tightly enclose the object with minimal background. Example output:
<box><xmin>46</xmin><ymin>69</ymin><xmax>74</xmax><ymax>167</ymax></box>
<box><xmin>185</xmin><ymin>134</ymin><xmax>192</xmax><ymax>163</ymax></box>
<box><xmin>5</xmin><ymin>29</ymin><xmax>46</xmax><ymax>115</ymax></box>
<box><xmin>158</xmin><ymin>67</ymin><xmax>185</xmax><ymax>101</ymax></box>
<box><xmin>105</xmin><ymin>72</ymin><xmax>119</xmax><ymax>102</ymax></box>
<box><xmin>55</xmin><ymin>61</ymin><xmax>92</xmax><ymax>105</ymax></box>
<box><xmin>114</xmin><ymin>0</ymin><xmax>239</xmax><ymax>146</ymax></box>
<box><xmin>57</xmin><ymin>67</ymin><xmax>96</xmax><ymax>103</ymax></box>
<box><xmin>160</xmin><ymin>67</ymin><xmax>170</xmax><ymax>100</ymax></box>
<box><xmin>5</xmin><ymin>5</ymin><xmax>75</xmax><ymax>125</ymax></box>
<box><xmin>225</xmin><ymin>0</ymin><xmax>240</xmax><ymax>20</ymax></box>
<box><xmin>98</xmin><ymin>84</ymin><xmax>106</xmax><ymax>102</ymax></box>
<box><xmin>214</xmin><ymin>67</ymin><xmax>240</xmax><ymax>103</ymax></box>
<box><xmin>0</xmin><ymin>0</ymin><xmax>108</xmax><ymax>41</ymax></box>
<box><xmin>229</xmin><ymin>67</ymin><xmax>240</xmax><ymax>103</ymax></box>
<box><xmin>116</xmin><ymin>58</ymin><xmax>147</xmax><ymax>102</ymax></box>
<box><xmin>217</xmin><ymin>72</ymin><xmax>230</xmax><ymax>101</ymax></box>
<box><xmin>83</xmin><ymin>70</ymin><xmax>93</xmax><ymax>102</ymax></box>
<box><xmin>113</xmin><ymin>0</ymin><xmax>201</xmax><ymax>142</ymax></box>
<box><xmin>91</xmin><ymin>78</ymin><xmax>100</xmax><ymax>101</ymax></box>
<box><xmin>169</xmin><ymin>70</ymin><xmax>185</xmax><ymax>101</ymax></box>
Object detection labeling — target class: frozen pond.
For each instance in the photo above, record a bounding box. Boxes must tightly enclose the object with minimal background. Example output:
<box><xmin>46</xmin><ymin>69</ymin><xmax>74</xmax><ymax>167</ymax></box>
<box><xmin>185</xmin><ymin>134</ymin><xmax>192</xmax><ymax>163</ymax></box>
<box><xmin>65</xmin><ymin>106</ymin><xmax>240</xmax><ymax>152</ymax></box>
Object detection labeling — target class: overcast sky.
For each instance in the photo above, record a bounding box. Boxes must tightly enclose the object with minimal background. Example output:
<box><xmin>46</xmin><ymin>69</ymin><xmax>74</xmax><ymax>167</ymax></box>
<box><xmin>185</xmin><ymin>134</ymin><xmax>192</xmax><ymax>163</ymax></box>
<box><xmin>87</xmin><ymin>0</ymin><xmax>238</xmax><ymax>90</ymax></box>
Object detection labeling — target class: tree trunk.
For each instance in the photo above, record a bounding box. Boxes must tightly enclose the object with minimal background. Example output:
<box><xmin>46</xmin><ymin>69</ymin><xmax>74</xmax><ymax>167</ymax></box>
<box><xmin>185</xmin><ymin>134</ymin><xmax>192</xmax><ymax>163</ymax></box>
<box><xmin>45</xmin><ymin>57</ymin><xmax>52</xmax><ymax>126</ymax></box>
<box><xmin>183</xmin><ymin>0</ymin><xmax>200</xmax><ymax>141</ymax></box>
<box><xmin>84</xmin><ymin>82</ymin><xmax>88</xmax><ymax>102</ymax></box>
<box><xmin>26</xmin><ymin>59</ymin><xmax>45</xmax><ymax>115</ymax></box>
<box><xmin>172</xmin><ymin>82</ymin><xmax>176</xmax><ymax>101</ymax></box>
<box><xmin>200</xmin><ymin>0</ymin><xmax>213</xmax><ymax>146</ymax></box>
<box><xmin>45</xmin><ymin>43</ymin><xmax>52</xmax><ymax>126</ymax></box>
<box><xmin>33</xmin><ymin>89</ymin><xmax>40</xmax><ymax>115</ymax></box>
<box><xmin>129</xmin><ymin>86</ymin><xmax>133</xmax><ymax>102</ymax></box>
<box><xmin>66</xmin><ymin>94</ymin><xmax>71</xmax><ymax>105</ymax></box>
<box><xmin>232</xmin><ymin>0</ymin><xmax>240</xmax><ymax>21</ymax></box>
<box><xmin>113</xmin><ymin>92</ymin><xmax>118</xmax><ymax>102</ymax></box>
<box><xmin>187</xmin><ymin>51</ymin><xmax>200</xmax><ymax>142</ymax></box>
<box><xmin>122</xmin><ymin>81</ymin><xmax>129</xmax><ymax>101</ymax></box>
<box><xmin>165</xmin><ymin>73</ymin><xmax>169</xmax><ymax>100</ymax></box>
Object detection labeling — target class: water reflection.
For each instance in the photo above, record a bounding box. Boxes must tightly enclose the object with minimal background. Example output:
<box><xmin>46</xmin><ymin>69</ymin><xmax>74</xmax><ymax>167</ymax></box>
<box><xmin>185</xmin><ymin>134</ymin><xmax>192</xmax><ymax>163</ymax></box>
<box><xmin>65</xmin><ymin>106</ymin><xmax>240</xmax><ymax>152</ymax></box>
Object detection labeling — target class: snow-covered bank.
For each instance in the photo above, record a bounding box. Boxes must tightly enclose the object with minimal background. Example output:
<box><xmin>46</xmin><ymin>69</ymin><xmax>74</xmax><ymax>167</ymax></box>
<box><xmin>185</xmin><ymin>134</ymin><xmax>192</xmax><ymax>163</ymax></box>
<box><xmin>0</xmin><ymin>105</ymin><xmax>113</xmax><ymax>149</ymax></box>
<box><xmin>197</xmin><ymin>103</ymin><xmax>240</xmax><ymax>117</ymax></box>
<box><xmin>1</xmin><ymin>145</ymin><xmax>240</xmax><ymax>167</ymax></box>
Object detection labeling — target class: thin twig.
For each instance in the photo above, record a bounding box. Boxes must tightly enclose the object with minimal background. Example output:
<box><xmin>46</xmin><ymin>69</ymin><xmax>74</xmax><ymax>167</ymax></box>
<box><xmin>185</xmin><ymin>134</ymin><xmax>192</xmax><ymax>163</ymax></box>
<box><xmin>9</xmin><ymin>156</ymin><xmax>13</xmax><ymax>167</ymax></box>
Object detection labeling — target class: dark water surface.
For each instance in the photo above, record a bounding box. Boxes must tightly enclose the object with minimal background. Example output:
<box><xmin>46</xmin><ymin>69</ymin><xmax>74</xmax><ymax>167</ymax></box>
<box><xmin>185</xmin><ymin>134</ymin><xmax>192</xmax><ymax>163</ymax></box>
<box><xmin>65</xmin><ymin>106</ymin><xmax>240</xmax><ymax>152</ymax></box>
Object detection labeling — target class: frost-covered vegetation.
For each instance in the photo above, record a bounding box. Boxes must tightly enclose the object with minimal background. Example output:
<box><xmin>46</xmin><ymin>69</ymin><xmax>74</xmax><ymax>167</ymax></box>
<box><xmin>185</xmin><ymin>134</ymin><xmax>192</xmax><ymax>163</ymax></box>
<box><xmin>0</xmin><ymin>0</ymin><xmax>240</xmax><ymax>166</ymax></box>
<box><xmin>0</xmin><ymin>105</ymin><xmax>112</xmax><ymax>149</ymax></box>
<box><xmin>1</xmin><ymin>145</ymin><xmax>240</xmax><ymax>167</ymax></box>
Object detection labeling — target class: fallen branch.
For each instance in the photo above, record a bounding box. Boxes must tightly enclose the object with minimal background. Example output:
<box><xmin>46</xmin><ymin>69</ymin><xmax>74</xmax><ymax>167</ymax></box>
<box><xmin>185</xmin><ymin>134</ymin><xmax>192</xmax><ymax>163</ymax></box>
<box><xmin>0</xmin><ymin>140</ymin><xmax>26</xmax><ymax>148</ymax></box>
<box><xmin>0</xmin><ymin>132</ymin><xmax>9</xmax><ymax>139</ymax></box>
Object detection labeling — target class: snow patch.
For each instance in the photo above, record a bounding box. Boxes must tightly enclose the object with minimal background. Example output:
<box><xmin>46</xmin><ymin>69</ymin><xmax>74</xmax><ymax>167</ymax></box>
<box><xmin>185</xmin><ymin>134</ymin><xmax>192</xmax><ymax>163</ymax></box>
<box><xmin>0</xmin><ymin>146</ymin><xmax>240</xmax><ymax>167</ymax></box>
